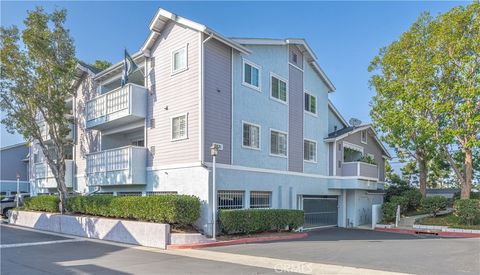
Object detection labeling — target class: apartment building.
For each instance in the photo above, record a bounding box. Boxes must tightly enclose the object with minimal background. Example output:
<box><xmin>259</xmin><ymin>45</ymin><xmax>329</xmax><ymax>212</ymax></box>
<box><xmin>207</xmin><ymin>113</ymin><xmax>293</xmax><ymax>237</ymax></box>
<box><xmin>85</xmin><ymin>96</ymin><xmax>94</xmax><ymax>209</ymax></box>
<box><xmin>29</xmin><ymin>8</ymin><xmax>391</xmax><ymax>234</ymax></box>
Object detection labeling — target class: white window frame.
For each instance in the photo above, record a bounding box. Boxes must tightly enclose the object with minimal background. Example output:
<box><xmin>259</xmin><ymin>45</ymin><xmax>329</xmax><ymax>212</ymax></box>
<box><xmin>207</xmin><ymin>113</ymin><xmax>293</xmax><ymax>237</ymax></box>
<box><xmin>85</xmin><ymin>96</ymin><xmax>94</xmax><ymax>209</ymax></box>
<box><xmin>242</xmin><ymin>121</ymin><xmax>261</xmax><ymax>150</ymax></box>
<box><xmin>304</xmin><ymin>91</ymin><xmax>317</xmax><ymax>116</ymax></box>
<box><xmin>218</xmin><ymin>190</ymin><xmax>245</xmax><ymax>209</ymax></box>
<box><xmin>242</xmin><ymin>58</ymin><xmax>261</xmax><ymax>92</ymax></box>
<box><xmin>269</xmin><ymin>128</ymin><xmax>288</xmax><ymax>158</ymax></box>
<box><xmin>361</xmin><ymin>130</ymin><xmax>368</xmax><ymax>144</ymax></box>
<box><xmin>250</xmin><ymin>191</ymin><xmax>272</xmax><ymax>209</ymax></box>
<box><xmin>269</xmin><ymin>72</ymin><xmax>288</xmax><ymax>104</ymax></box>
<box><xmin>303</xmin><ymin>139</ymin><xmax>317</xmax><ymax>163</ymax></box>
<box><xmin>171</xmin><ymin>113</ymin><xmax>188</xmax><ymax>141</ymax></box>
<box><xmin>171</xmin><ymin>44</ymin><xmax>188</xmax><ymax>75</ymax></box>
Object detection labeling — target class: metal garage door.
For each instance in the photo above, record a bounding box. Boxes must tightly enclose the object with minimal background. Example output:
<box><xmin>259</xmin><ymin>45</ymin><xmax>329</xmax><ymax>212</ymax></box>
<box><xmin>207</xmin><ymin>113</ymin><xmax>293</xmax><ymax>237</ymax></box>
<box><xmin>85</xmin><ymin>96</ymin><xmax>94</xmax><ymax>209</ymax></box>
<box><xmin>302</xmin><ymin>196</ymin><xmax>338</xmax><ymax>229</ymax></box>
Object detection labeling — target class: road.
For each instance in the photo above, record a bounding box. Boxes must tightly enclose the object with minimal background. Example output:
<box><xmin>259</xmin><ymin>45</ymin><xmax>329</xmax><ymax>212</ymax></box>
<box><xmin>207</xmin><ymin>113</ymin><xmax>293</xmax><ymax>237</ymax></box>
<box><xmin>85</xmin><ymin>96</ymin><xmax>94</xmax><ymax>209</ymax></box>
<box><xmin>1</xmin><ymin>224</ymin><xmax>479</xmax><ymax>274</ymax></box>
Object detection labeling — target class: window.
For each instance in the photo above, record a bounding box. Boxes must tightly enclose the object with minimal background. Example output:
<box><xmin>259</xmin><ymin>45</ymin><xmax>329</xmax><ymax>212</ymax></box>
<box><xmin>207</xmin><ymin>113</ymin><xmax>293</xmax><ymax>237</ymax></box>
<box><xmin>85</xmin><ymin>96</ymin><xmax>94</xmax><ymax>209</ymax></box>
<box><xmin>250</xmin><ymin>191</ymin><xmax>272</xmax><ymax>208</ymax></box>
<box><xmin>146</xmin><ymin>191</ymin><xmax>178</xmax><ymax>196</ymax></box>
<box><xmin>218</xmin><ymin>191</ymin><xmax>244</xmax><ymax>209</ymax></box>
<box><xmin>131</xmin><ymin>139</ymin><xmax>144</xmax><ymax>147</ymax></box>
<box><xmin>271</xmin><ymin>75</ymin><xmax>287</xmax><ymax>103</ymax></box>
<box><xmin>172</xmin><ymin>114</ymin><xmax>188</xmax><ymax>140</ymax></box>
<box><xmin>361</xmin><ymin>130</ymin><xmax>368</xmax><ymax>144</ymax></box>
<box><xmin>304</xmin><ymin>139</ymin><xmax>317</xmax><ymax>162</ymax></box>
<box><xmin>242</xmin><ymin>122</ymin><xmax>260</xmax><ymax>149</ymax></box>
<box><xmin>304</xmin><ymin>92</ymin><xmax>317</xmax><ymax>114</ymax></box>
<box><xmin>270</xmin><ymin>130</ymin><xmax>287</xmax><ymax>157</ymax></box>
<box><xmin>292</xmin><ymin>53</ymin><xmax>298</xmax><ymax>63</ymax></box>
<box><xmin>172</xmin><ymin>46</ymin><xmax>187</xmax><ymax>74</ymax></box>
<box><xmin>243</xmin><ymin>60</ymin><xmax>260</xmax><ymax>90</ymax></box>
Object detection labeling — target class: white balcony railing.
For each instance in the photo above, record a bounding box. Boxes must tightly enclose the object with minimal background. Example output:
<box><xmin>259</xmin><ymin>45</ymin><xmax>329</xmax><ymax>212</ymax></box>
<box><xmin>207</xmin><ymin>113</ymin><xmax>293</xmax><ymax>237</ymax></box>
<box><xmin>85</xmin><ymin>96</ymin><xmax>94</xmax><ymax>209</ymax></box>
<box><xmin>34</xmin><ymin>160</ymin><xmax>74</xmax><ymax>188</ymax></box>
<box><xmin>342</xmin><ymin>162</ymin><xmax>378</xmax><ymax>179</ymax></box>
<box><xmin>85</xmin><ymin>83</ymin><xmax>147</xmax><ymax>130</ymax></box>
<box><xmin>86</xmin><ymin>146</ymin><xmax>147</xmax><ymax>186</ymax></box>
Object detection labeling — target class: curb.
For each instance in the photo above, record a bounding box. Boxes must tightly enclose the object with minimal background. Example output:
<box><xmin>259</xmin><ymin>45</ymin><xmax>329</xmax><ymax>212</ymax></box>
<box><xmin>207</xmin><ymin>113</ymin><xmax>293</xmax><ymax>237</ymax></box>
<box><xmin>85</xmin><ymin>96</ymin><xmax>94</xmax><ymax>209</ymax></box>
<box><xmin>167</xmin><ymin>232</ymin><xmax>309</xmax><ymax>249</ymax></box>
<box><xmin>374</xmin><ymin>227</ymin><xmax>480</xmax><ymax>238</ymax></box>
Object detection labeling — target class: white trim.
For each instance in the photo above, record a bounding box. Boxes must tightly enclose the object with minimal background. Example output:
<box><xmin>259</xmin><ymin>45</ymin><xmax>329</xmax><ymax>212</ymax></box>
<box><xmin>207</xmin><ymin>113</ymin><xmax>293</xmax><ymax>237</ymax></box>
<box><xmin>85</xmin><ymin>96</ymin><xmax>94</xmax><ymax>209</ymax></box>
<box><xmin>303</xmin><ymin>138</ymin><xmax>317</xmax><ymax>163</ymax></box>
<box><xmin>269</xmin><ymin>72</ymin><xmax>288</xmax><ymax>105</ymax></box>
<box><xmin>241</xmin><ymin>121</ymin><xmax>261</xmax><ymax>151</ymax></box>
<box><xmin>199</xmin><ymin>32</ymin><xmax>204</xmax><ymax>163</ymax></box>
<box><xmin>171</xmin><ymin>44</ymin><xmax>189</xmax><ymax>75</ymax></box>
<box><xmin>170</xmin><ymin>112</ymin><xmax>189</xmax><ymax>141</ymax></box>
<box><xmin>327</xmin><ymin>100</ymin><xmax>348</xmax><ymax>127</ymax></box>
<box><xmin>361</xmin><ymin>129</ymin><xmax>368</xmax><ymax>144</ymax></box>
<box><xmin>146</xmin><ymin>162</ymin><xmax>203</xmax><ymax>171</ymax></box>
<box><xmin>304</xmin><ymin>91</ymin><xmax>317</xmax><ymax>116</ymax></box>
<box><xmin>230</xmin><ymin>48</ymin><xmax>234</xmax><ymax>165</ymax></box>
<box><xmin>288</xmin><ymin>62</ymin><xmax>304</xmax><ymax>72</ymax></box>
<box><xmin>269</xmin><ymin>128</ymin><xmax>288</xmax><ymax>158</ymax></box>
<box><xmin>242</xmin><ymin>58</ymin><xmax>261</xmax><ymax>92</ymax></box>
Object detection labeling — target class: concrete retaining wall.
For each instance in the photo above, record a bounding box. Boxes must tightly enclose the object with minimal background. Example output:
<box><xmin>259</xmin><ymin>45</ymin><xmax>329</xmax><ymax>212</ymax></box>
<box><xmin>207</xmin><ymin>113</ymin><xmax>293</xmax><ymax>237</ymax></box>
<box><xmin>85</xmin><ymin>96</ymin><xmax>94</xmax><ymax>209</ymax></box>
<box><xmin>8</xmin><ymin>210</ymin><xmax>170</xmax><ymax>249</ymax></box>
<box><xmin>170</xmin><ymin>233</ymin><xmax>213</xmax><ymax>245</ymax></box>
<box><xmin>413</xmin><ymin>224</ymin><xmax>480</xmax><ymax>234</ymax></box>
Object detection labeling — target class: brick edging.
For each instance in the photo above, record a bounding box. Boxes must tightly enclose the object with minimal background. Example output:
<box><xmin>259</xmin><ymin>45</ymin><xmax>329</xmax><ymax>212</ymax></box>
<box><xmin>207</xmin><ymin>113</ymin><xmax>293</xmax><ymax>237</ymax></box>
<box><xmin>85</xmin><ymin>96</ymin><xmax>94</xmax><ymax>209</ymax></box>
<box><xmin>374</xmin><ymin>227</ymin><xmax>480</xmax><ymax>238</ymax></box>
<box><xmin>167</xmin><ymin>232</ymin><xmax>309</xmax><ymax>249</ymax></box>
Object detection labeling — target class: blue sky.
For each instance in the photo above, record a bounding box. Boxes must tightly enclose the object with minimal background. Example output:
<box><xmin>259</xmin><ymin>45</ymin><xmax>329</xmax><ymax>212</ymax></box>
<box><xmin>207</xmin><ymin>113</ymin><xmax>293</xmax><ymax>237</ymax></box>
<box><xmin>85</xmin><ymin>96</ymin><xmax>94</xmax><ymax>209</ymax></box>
<box><xmin>0</xmin><ymin>1</ymin><xmax>467</xmax><ymax>170</ymax></box>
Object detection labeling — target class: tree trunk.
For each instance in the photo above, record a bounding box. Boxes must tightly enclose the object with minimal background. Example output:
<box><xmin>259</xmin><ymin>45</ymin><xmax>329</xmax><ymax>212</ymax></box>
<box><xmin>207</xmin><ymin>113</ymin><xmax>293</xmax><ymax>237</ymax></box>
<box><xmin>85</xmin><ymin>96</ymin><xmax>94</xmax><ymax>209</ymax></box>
<box><xmin>56</xmin><ymin>160</ymin><xmax>68</xmax><ymax>214</ymax></box>
<box><xmin>461</xmin><ymin>149</ymin><xmax>472</xmax><ymax>199</ymax></box>
<box><xmin>417</xmin><ymin>150</ymin><xmax>427</xmax><ymax>197</ymax></box>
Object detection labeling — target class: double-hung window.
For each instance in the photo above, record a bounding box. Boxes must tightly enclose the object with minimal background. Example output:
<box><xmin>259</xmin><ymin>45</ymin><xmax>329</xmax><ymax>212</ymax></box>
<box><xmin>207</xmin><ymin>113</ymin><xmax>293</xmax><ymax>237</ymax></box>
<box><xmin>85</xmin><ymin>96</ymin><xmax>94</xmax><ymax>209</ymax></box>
<box><xmin>243</xmin><ymin>60</ymin><xmax>260</xmax><ymax>90</ymax></box>
<box><xmin>271</xmin><ymin>75</ymin><xmax>287</xmax><ymax>103</ymax></box>
<box><xmin>304</xmin><ymin>139</ymin><xmax>317</xmax><ymax>162</ymax></box>
<box><xmin>270</xmin><ymin>130</ymin><xmax>287</xmax><ymax>157</ymax></box>
<box><xmin>243</xmin><ymin>122</ymin><xmax>260</xmax><ymax>149</ymax></box>
<box><xmin>304</xmin><ymin>92</ymin><xmax>317</xmax><ymax>115</ymax></box>
<box><xmin>171</xmin><ymin>114</ymin><xmax>188</xmax><ymax>141</ymax></box>
<box><xmin>172</xmin><ymin>46</ymin><xmax>188</xmax><ymax>74</ymax></box>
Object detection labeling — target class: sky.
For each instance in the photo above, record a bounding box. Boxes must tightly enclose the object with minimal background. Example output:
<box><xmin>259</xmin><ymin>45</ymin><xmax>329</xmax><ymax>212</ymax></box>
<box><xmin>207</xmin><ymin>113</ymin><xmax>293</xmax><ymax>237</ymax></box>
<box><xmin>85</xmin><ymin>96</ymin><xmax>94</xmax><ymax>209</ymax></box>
<box><xmin>0</xmin><ymin>1</ymin><xmax>468</xmax><ymax>171</ymax></box>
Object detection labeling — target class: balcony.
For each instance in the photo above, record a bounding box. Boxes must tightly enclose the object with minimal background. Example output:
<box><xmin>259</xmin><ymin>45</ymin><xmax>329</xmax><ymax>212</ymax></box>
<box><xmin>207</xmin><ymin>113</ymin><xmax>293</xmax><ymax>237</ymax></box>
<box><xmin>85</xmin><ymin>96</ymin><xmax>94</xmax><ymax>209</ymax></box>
<box><xmin>341</xmin><ymin>162</ymin><xmax>378</xmax><ymax>179</ymax></box>
<box><xmin>34</xmin><ymin>160</ymin><xmax>74</xmax><ymax>189</ymax></box>
<box><xmin>86</xmin><ymin>83</ymin><xmax>147</xmax><ymax>130</ymax></box>
<box><xmin>86</xmin><ymin>146</ymin><xmax>147</xmax><ymax>186</ymax></box>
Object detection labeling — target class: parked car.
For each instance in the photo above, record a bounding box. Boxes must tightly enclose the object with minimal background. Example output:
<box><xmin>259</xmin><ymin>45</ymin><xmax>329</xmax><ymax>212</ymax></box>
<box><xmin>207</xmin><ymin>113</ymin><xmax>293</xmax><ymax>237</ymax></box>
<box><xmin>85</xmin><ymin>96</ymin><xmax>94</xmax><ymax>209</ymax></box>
<box><xmin>1</xmin><ymin>194</ymin><xmax>30</xmax><ymax>217</ymax></box>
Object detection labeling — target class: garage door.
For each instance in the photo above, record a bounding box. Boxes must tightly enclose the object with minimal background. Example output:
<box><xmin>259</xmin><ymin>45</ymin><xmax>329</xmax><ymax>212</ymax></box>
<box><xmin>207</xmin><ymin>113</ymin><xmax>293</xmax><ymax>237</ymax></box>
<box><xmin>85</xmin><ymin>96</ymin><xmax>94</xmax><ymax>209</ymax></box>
<box><xmin>302</xmin><ymin>196</ymin><xmax>338</xmax><ymax>229</ymax></box>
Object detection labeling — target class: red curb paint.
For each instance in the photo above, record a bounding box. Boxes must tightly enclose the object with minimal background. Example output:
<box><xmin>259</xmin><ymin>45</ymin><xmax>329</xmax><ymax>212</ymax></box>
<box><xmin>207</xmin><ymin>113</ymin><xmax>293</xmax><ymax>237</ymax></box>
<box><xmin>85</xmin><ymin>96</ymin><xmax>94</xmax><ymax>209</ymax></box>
<box><xmin>374</xmin><ymin>228</ymin><xmax>480</xmax><ymax>238</ymax></box>
<box><xmin>167</xmin><ymin>232</ymin><xmax>309</xmax><ymax>249</ymax></box>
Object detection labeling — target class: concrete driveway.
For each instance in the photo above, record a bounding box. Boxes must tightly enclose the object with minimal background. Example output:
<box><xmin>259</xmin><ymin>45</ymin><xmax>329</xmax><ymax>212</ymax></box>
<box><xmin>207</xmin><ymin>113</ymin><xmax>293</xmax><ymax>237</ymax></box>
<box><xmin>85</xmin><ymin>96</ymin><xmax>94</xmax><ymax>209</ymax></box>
<box><xmin>205</xmin><ymin>227</ymin><xmax>480</xmax><ymax>275</ymax></box>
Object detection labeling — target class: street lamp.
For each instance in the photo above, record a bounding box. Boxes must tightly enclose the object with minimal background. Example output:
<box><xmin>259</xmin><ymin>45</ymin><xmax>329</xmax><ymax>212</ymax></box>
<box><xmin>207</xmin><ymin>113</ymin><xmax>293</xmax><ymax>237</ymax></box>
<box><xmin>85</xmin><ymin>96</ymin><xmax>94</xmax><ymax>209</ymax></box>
<box><xmin>16</xmin><ymin>172</ymin><xmax>20</xmax><ymax>208</ymax></box>
<box><xmin>210</xmin><ymin>143</ymin><xmax>222</xmax><ymax>240</ymax></box>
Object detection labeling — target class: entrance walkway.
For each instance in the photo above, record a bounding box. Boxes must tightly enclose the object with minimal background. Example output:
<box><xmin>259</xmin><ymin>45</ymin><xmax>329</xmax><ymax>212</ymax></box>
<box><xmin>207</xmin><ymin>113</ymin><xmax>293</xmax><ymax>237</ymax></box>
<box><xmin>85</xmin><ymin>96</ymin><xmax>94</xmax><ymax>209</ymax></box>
<box><xmin>398</xmin><ymin>208</ymin><xmax>453</xmax><ymax>229</ymax></box>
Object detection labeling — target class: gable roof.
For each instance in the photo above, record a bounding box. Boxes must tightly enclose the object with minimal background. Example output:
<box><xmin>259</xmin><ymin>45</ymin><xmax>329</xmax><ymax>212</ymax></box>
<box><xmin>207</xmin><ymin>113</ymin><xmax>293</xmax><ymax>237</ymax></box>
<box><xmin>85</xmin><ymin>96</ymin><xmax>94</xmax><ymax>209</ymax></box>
<box><xmin>78</xmin><ymin>61</ymin><xmax>103</xmax><ymax>74</ymax></box>
<box><xmin>325</xmin><ymin>124</ymin><xmax>392</xmax><ymax>159</ymax></box>
<box><xmin>230</xmin><ymin>38</ymin><xmax>335</xmax><ymax>92</ymax></box>
<box><xmin>141</xmin><ymin>8</ymin><xmax>251</xmax><ymax>55</ymax></box>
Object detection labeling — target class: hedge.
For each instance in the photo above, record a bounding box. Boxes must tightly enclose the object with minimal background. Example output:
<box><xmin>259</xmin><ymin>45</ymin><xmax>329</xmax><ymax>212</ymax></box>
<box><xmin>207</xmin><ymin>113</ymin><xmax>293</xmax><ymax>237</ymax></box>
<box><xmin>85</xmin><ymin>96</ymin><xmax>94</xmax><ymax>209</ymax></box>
<box><xmin>219</xmin><ymin>209</ymin><xmax>304</xmax><ymax>234</ymax></box>
<box><xmin>66</xmin><ymin>195</ymin><xmax>200</xmax><ymax>226</ymax></box>
<box><xmin>23</xmin><ymin>195</ymin><xmax>59</xmax><ymax>212</ymax></box>
<box><xmin>382</xmin><ymin>202</ymin><xmax>398</xmax><ymax>223</ymax></box>
<box><xmin>421</xmin><ymin>196</ymin><xmax>448</xmax><ymax>217</ymax></box>
<box><xmin>454</xmin><ymin>199</ymin><xmax>480</xmax><ymax>225</ymax></box>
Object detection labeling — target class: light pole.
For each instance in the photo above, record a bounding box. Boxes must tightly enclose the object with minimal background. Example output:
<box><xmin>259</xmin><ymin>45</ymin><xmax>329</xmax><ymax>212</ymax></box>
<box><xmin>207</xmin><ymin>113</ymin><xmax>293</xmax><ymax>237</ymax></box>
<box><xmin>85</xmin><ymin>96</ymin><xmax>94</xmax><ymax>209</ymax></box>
<box><xmin>210</xmin><ymin>143</ymin><xmax>222</xmax><ymax>240</ymax></box>
<box><xmin>16</xmin><ymin>172</ymin><xmax>20</xmax><ymax>208</ymax></box>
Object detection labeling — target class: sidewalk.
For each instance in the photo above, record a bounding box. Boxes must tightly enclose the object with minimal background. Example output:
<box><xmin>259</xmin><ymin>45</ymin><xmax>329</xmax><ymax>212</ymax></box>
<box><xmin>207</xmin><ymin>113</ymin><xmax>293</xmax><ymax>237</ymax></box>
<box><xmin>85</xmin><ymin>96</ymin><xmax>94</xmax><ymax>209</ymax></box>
<box><xmin>397</xmin><ymin>208</ymin><xmax>453</xmax><ymax>229</ymax></box>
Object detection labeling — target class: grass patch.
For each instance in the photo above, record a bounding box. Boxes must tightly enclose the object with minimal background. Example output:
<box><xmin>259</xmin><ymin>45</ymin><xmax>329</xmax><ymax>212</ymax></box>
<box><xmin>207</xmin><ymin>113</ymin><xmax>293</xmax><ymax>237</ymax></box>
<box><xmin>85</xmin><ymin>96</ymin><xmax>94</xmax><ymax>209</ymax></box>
<box><xmin>417</xmin><ymin>213</ymin><xmax>480</xmax><ymax>230</ymax></box>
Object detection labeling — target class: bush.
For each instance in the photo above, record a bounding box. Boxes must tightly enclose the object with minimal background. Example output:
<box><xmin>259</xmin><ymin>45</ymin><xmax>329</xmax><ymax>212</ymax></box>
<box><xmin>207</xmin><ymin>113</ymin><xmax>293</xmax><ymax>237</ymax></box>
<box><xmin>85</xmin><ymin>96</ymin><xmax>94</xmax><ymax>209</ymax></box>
<box><xmin>24</xmin><ymin>196</ymin><xmax>59</xmax><ymax>212</ymax></box>
<box><xmin>390</xmin><ymin>196</ymin><xmax>409</xmax><ymax>214</ymax></box>
<box><xmin>454</xmin><ymin>199</ymin><xmax>480</xmax><ymax>225</ymax></box>
<box><xmin>66</xmin><ymin>195</ymin><xmax>200</xmax><ymax>226</ymax></box>
<box><xmin>384</xmin><ymin>182</ymin><xmax>415</xmax><ymax>202</ymax></box>
<box><xmin>219</xmin><ymin>209</ymin><xmax>304</xmax><ymax>234</ymax></box>
<box><xmin>382</xmin><ymin>202</ymin><xmax>398</xmax><ymax>223</ymax></box>
<box><xmin>402</xmin><ymin>189</ymin><xmax>423</xmax><ymax>211</ymax></box>
<box><xmin>421</xmin><ymin>196</ymin><xmax>448</xmax><ymax>217</ymax></box>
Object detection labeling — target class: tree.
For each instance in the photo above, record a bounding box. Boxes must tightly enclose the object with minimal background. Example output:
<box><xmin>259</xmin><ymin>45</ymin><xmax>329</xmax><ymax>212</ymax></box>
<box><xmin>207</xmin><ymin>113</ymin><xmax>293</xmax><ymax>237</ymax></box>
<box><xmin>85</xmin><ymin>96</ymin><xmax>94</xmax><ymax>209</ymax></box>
<box><xmin>428</xmin><ymin>3</ymin><xmax>480</xmax><ymax>199</ymax></box>
<box><xmin>92</xmin><ymin>59</ymin><xmax>111</xmax><ymax>70</ymax></box>
<box><xmin>0</xmin><ymin>7</ymin><xmax>76</xmax><ymax>212</ymax></box>
<box><xmin>369</xmin><ymin>13</ymin><xmax>438</xmax><ymax>197</ymax></box>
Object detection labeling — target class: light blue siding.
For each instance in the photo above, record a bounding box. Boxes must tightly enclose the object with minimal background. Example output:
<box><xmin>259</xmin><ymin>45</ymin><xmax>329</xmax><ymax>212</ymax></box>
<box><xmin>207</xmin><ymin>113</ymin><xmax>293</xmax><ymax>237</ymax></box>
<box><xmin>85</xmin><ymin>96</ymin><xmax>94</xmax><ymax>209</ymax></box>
<box><xmin>232</xmin><ymin>45</ymin><xmax>289</xmax><ymax>170</ymax></box>
<box><xmin>328</xmin><ymin>105</ymin><xmax>347</xmax><ymax>134</ymax></box>
<box><xmin>303</xmin><ymin>56</ymin><xmax>330</xmax><ymax>175</ymax></box>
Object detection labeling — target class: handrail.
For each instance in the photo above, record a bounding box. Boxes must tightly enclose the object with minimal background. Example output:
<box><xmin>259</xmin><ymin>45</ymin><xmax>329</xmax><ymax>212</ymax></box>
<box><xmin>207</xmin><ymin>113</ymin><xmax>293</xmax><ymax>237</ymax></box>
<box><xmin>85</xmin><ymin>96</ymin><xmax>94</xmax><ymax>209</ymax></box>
<box><xmin>86</xmin><ymin>83</ymin><xmax>145</xmax><ymax>105</ymax></box>
<box><xmin>86</xmin><ymin>145</ymin><xmax>146</xmax><ymax>156</ymax></box>
<box><xmin>343</xmin><ymin>161</ymin><xmax>377</xmax><ymax>167</ymax></box>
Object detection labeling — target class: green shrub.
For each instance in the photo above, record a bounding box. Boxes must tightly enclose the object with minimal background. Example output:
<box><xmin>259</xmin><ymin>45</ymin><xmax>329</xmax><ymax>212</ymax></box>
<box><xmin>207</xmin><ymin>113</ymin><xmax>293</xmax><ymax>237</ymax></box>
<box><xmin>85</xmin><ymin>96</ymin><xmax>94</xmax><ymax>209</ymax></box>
<box><xmin>454</xmin><ymin>199</ymin><xmax>480</xmax><ymax>225</ymax></box>
<box><xmin>219</xmin><ymin>209</ymin><xmax>304</xmax><ymax>234</ymax></box>
<box><xmin>421</xmin><ymin>196</ymin><xmax>448</xmax><ymax>217</ymax></box>
<box><xmin>382</xmin><ymin>202</ymin><xmax>398</xmax><ymax>223</ymax></box>
<box><xmin>390</xmin><ymin>196</ymin><xmax>409</xmax><ymax>214</ymax></box>
<box><xmin>24</xmin><ymin>195</ymin><xmax>59</xmax><ymax>212</ymax></box>
<box><xmin>385</xmin><ymin>182</ymin><xmax>415</xmax><ymax>202</ymax></box>
<box><xmin>66</xmin><ymin>195</ymin><xmax>200</xmax><ymax>226</ymax></box>
<box><xmin>402</xmin><ymin>189</ymin><xmax>423</xmax><ymax>211</ymax></box>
